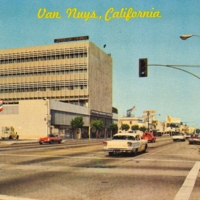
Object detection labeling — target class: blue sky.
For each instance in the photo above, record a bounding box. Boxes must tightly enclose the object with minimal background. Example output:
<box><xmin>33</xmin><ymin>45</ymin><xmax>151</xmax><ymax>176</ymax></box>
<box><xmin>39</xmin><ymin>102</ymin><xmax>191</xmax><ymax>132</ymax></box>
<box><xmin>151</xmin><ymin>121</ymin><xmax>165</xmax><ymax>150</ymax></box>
<box><xmin>0</xmin><ymin>0</ymin><xmax>200</xmax><ymax>127</ymax></box>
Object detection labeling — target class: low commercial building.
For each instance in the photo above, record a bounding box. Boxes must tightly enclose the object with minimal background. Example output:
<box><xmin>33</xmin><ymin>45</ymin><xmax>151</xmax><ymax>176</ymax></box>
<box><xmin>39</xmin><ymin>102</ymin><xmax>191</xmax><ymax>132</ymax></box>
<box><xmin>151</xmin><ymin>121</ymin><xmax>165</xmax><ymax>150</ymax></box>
<box><xmin>118</xmin><ymin>116</ymin><xmax>144</xmax><ymax>132</ymax></box>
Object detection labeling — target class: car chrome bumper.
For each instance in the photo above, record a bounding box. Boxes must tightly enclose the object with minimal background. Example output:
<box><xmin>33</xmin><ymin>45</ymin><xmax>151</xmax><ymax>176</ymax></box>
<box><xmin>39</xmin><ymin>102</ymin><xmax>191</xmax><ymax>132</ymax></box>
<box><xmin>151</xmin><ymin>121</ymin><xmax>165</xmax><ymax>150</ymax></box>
<box><xmin>103</xmin><ymin>147</ymin><xmax>136</xmax><ymax>153</ymax></box>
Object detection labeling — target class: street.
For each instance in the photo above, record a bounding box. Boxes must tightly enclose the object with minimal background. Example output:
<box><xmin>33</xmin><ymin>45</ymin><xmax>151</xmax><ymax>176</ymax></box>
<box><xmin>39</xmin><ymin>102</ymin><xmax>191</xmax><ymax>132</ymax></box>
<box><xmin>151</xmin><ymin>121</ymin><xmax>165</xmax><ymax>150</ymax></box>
<box><xmin>0</xmin><ymin>138</ymin><xmax>199</xmax><ymax>200</ymax></box>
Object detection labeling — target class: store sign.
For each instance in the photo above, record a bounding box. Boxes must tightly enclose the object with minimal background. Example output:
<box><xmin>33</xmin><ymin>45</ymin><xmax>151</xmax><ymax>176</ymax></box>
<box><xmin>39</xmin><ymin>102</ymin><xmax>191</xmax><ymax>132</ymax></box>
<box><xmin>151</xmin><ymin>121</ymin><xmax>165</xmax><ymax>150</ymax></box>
<box><xmin>0</xmin><ymin>100</ymin><xmax>3</xmax><ymax>112</ymax></box>
<box><xmin>142</xmin><ymin>115</ymin><xmax>154</xmax><ymax>118</ymax></box>
<box><xmin>54</xmin><ymin>36</ymin><xmax>89</xmax><ymax>43</ymax></box>
<box><xmin>166</xmin><ymin>116</ymin><xmax>181</xmax><ymax>123</ymax></box>
<box><xmin>91</xmin><ymin>110</ymin><xmax>113</xmax><ymax>117</ymax></box>
<box><xmin>143</xmin><ymin>110</ymin><xmax>156</xmax><ymax>113</ymax></box>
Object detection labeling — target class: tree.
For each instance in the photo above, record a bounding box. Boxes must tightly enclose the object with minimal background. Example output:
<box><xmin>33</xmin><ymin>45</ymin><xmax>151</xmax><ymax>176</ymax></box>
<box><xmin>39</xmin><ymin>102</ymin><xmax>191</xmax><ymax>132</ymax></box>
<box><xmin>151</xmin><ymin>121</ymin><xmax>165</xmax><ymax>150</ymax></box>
<box><xmin>70</xmin><ymin>116</ymin><xmax>84</xmax><ymax>138</ymax></box>
<box><xmin>196</xmin><ymin>129</ymin><xmax>200</xmax><ymax>134</ymax></box>
<box><xmin>91</xmin><ymin>119</ymin><xmax>104</xmax><ymax>138</ymax></box>
<box><xmin>131</xmin><ymin>125</ymin><xmax>139</xmax><ymax>131</ymax></box>
<box><xmin>108</xmin><ymin>123</ymin><xmax>118</xmax><ymax>138</ymax></box>
<box><xmin>121</xmin><ymin>124</ymin><xmax>130</xmax><ymax>132</ymax></box>
<box><xmin>139</xmin><ymin>126</ymin><xmax>147</xmax><ymax>132</ymax></box>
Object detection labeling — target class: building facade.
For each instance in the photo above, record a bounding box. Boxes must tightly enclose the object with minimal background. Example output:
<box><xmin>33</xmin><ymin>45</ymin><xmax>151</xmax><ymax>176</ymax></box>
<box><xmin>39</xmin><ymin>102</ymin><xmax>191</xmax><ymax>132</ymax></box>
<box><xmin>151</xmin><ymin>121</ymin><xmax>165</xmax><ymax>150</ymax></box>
<box><xmin>0</xmin><ymin>37</ymin><xmax>113</xmax><ymax>139</ymax></box>
<box><xmin>118</xmin><ymin>117</ymin><xmax>144</xmax><ymax>131</ymax></box>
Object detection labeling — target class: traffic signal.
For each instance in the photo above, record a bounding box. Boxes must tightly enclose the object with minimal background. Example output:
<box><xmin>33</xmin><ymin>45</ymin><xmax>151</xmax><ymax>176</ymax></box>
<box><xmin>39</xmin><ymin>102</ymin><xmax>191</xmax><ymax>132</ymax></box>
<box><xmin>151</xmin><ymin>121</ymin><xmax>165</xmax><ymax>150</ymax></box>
<box><xmin>139</xmin><ymin>58</ymin><xmax>148</xmax><ymax>77</ymax></box>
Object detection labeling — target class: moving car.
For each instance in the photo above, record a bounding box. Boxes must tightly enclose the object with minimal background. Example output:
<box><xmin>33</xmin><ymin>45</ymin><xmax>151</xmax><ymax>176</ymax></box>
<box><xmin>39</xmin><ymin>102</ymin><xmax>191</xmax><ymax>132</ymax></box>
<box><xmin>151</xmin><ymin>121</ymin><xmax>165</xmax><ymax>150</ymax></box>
<box><xmin>38</xmin><ymin>134</ymin><xmax>62</xmax><ymax>144</ymax></box>
<box><xmin>103</xmin><ymin>133</ymin><xmax>148</xmax><ymax>156</ymax></box>
<box><xmin>172</xmin><ymin>133</ymin><xmax>186</xmax><ymax>142</ymax></box>
<box><xmin>141</xmin><ymin>131</ymin><xmax>156</xmax><ymax>143</ymax></box>
<box><xmin>188</xmin><ymin>134</ymin><xmax>200</xmax><ymax>145</ymax></box>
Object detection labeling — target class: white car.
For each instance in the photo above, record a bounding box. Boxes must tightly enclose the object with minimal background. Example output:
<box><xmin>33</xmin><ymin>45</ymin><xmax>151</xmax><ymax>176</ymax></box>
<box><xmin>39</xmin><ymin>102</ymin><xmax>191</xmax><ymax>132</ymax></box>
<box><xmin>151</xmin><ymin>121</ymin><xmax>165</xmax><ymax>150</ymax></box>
<box><xmin>103</xmin><ymin>133</ymin><xmax>148</xmax><ymax>156</ymax></box>
<box><xmin>172</xmin><ymin>133</ymin><xmax>186</xmax><ymax>141</ymax></box>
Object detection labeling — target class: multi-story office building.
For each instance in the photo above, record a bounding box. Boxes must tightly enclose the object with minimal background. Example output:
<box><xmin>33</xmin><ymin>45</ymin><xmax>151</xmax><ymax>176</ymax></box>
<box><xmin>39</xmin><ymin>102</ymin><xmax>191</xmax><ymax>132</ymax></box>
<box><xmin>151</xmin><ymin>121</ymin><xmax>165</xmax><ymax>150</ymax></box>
<box><xmin>0</xmin><ymin>36</ymin><xmax>114</xmax><ymax>139</ymax></box>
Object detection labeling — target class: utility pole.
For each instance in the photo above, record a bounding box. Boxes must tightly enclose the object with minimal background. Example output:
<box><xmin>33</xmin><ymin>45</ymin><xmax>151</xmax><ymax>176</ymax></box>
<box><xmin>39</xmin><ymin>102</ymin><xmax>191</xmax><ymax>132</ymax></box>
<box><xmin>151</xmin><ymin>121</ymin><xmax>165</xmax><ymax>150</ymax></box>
<box><xmin>143</xmin><ymin>110</ymin><xmax>156</xmax><ymax>132</ymax></box>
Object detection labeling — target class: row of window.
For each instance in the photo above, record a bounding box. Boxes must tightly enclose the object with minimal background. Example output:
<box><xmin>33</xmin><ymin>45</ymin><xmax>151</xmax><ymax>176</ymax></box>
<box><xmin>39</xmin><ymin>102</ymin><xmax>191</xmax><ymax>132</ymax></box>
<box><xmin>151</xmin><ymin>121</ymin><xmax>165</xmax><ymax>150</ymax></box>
<box><xmin>0</xmin><ymin>69</ymin><xmax>87</xmax><ymax>78</ymax></box>
<box><xmin>0</xmin><ymin>53</ymin><xmax>87</xmax><ymax>65</ymax></box>
<box><xmin>2</xmin><ymin>100</ymin><xmax>87</xmax><ymax>106</ymax></box>
<box><xmin>0</xmin><ymin>85</ymin><xmax>87</xmax><ymax>94</ymax></box>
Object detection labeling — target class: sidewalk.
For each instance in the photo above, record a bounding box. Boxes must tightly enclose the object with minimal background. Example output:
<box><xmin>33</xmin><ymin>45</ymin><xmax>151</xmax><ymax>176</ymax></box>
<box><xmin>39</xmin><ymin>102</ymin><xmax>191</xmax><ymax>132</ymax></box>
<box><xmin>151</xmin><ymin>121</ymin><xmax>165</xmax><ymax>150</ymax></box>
<box><xmin>0</xmin><ymin>136</ymin><xmax>171</xmax><ymax>145</ymax></box>
<box><xmin>0</xmin><ymin>138</ymin><xmax>106</xmax><ymax>145</ymax></box>
<box><xmin>0</xmin><ymin>139</ymin><xmax>38</xmax><ymax>145</ymax></box>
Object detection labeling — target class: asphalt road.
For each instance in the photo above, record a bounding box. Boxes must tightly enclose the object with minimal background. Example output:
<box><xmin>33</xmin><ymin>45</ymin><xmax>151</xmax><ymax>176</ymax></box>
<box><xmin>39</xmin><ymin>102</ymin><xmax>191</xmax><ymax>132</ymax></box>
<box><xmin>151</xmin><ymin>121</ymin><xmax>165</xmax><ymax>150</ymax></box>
<box><xmin>0</xmin><ymin>138</ymin><xmax>199</xmax><ymax>200</ymax></box>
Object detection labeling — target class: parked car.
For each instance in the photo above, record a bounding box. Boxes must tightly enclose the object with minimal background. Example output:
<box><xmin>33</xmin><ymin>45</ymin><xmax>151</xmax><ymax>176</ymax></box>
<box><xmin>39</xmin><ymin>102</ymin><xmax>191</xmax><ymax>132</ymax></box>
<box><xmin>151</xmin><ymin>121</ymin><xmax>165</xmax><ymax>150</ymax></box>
<box><xmin>185</xmin><ymin>134</ymin><xmax>191</xmax><ymax>139</ymax></box>
<box><xmin>162</xmin><ymin>133</ymin><xmax>170</xmax><ymax>137</ymax></box>
<box><xmin>188</xmin><ymin>134</ymin><xmax>200</xmax><ymax>145</ymax></box>
<box><xmin>103</xmin><ymin>133</ymin><xmax>148</xmax><ymax>156</ymax></box>
<box><xmin>172</xmin><ymin>133</ymin><xmax>186</xmax><ymax>141</ymax></box>
<box><xmin>38</xmin><ymin>134</ymin><xmax>62</xmax><ymax>144</ymax></box>
<box><xmin>141</xmin><ymin>131</ymin><xmax>156</xmax><ymax>143</ymax></box>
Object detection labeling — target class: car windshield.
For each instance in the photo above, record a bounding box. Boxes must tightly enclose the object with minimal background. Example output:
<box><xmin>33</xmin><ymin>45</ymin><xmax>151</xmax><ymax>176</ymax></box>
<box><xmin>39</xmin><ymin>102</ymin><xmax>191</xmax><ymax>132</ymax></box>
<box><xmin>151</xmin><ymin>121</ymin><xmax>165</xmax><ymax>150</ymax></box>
<box><xmin>176</xmin><ymin>133</ymin><xmax>184</xmax><ymax>136</ymax></box>
<box><xmin>113</xmin><ymin>135</ymin><xmax>135</xmax><ymax>140</ymax></box>
<box><xmin>48</xmin><ymin>134</ymin><xmax>55</xmax><ymax>137</ymax></box>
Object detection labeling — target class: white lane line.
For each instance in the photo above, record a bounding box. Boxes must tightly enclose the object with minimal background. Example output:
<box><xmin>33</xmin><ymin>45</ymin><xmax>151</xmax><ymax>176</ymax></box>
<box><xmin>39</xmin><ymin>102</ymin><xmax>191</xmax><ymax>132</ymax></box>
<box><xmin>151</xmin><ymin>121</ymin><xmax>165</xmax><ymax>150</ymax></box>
<box><xmin>174</xmin><ymin>161</ymin><xmax>200</xmax><ymax>200</ymax></box>
<box><xmin>150</xmin><ymin>146</ymin><xmax>173</xmax><ymax>154</ymax></box>
<box><xmin>134</xmin><ymin>158</ymin><xmax>196</xmax><ymax>163</ymax></box>
<box><xmin>0</xmin><ymin>194</ymin><xmax>39</xmax><ymax>200</ymax></box>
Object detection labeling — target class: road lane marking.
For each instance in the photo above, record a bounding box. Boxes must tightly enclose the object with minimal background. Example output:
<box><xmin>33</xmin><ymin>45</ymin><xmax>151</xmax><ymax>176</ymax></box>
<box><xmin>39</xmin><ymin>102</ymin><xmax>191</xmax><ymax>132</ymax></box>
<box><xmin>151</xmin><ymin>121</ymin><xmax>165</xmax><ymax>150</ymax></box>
<box><xmin>133</xmin><ymin>158</ymin><xmax>196</xmax><ymax>163</ymax></box>
<box><xmin>173</xmin><ymin>161</ymin><xmax>200</xmax><ymax>200</ymax></box>
<box><xmin>149</xmin><ymin>146</ymin><xmax>173</xmax><ymax>154</ymax></box>
<box><xmin>0</xmin><ymin>194</ymin><xmax>39</xmax><ymax>200</ymax></box>
<box><xmin>0</xmin><ymin>153</ymin><xmax>198</xmax><ymax>163</ymax></box>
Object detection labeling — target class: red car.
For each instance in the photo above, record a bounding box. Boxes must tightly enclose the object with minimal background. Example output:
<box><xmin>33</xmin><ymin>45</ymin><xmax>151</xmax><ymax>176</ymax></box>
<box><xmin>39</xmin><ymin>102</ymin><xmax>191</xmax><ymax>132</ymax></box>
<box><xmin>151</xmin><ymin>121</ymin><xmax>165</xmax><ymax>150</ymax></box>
<box><xmin>38</xmin><ymin>134</ymin><xmax>62</xmax><ymax>144</ymax></box>
<box><xmin>142</xmin><ymin>132</ymin><xmax>156</xmax><ymax>143</ymax></box>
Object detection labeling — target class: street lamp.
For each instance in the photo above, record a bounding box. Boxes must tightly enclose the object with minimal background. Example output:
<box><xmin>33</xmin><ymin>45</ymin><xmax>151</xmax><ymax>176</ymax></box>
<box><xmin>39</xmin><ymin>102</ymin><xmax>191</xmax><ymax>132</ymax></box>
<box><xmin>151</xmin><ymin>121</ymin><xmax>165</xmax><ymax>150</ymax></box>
<box><xmin>180</xmin><ymin>34</ymin><xmax>200</xmax><ymax>40</ymax></box>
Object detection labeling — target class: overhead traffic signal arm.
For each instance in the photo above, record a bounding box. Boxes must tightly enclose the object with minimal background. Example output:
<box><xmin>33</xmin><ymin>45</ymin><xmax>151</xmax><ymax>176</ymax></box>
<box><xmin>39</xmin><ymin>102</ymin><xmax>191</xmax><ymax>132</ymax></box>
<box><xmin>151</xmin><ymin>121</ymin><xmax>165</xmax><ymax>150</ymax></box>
<box><xmin>139</xmin><ymin>59</ymin><xmax>200</xmax><ymax>79</ymax></box>
<box><xmin>139</xmin><ymin>58</ymin><xmax>148</xmax><ymax>77</ymax></box>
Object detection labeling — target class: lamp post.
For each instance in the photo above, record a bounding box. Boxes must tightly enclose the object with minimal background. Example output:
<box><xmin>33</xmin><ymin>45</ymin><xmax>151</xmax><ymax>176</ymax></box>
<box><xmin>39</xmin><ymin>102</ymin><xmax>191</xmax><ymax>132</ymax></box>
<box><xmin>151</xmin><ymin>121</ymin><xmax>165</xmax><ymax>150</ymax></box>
<box><xmin>180</xmin><ymin>34</ymin><xmax>200</xmax><ymax>40</ymax></box>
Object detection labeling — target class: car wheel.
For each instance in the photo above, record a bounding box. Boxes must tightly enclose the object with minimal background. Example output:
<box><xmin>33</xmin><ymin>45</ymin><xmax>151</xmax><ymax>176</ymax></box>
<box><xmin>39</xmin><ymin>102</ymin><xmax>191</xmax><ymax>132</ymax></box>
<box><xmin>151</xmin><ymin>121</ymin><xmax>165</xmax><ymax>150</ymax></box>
<box><xmin>134</xmin><ymin>149</ymin><xmax>138</xmax><ymax>156</ymax></box>
<box><xmin>49</xmin><ymin>140</ymin><xmax>53</xmax><ymax>144</ymax></box>
<box><xmin>143</xmin><ymin>144</ymin><xmax>147</xmax><ymax>153</ymax></box>
<box><xmin>58</xmin><ymin>140</ymin><xmax>62</xmax><ymax>144</ymax></box>
<box><xmin>108</xmin><ymin>152</ymin><xmax>114</xmax><ymax>156</ymax></box>
<box><xmin>39</xmin><ymin>141</ymin><xmax>44</xmax><ymax>145</ymax></box>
